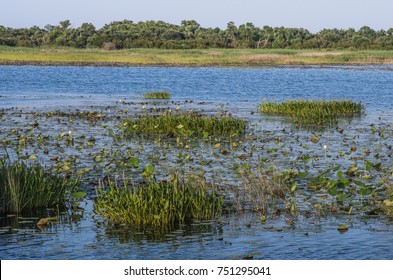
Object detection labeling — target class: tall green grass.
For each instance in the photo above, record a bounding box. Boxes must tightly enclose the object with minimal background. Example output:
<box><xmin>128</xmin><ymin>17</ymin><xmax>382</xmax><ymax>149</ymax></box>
<box><xmin>259</xmin><ymin>99</ymin><xmax>364</xmax><ymax>125</ymax></box>
<box><xmin>123</xmin><ymin>112</ymin><xmax>248</xmax><ymax>138</ymax></box>
<box><xmin>95</xmin><ymin>174</ymin><xmax>223</xmax><ymax>231</ymax></box>
<box><xmin>0</xmin><ymin>159</ymin><xmax>80</xmax><ymax>214</ymax></box>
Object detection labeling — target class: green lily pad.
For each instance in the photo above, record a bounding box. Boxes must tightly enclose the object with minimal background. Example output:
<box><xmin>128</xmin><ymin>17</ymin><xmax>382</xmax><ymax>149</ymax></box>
<box><xmin>337</xmin><ymin>224</ymin><xmax>349</xmax><ymax>232</ymax></box>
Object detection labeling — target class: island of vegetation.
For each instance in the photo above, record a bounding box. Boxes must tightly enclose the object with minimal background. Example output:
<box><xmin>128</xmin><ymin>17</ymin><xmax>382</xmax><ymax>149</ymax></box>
<box><xmin>1</xmin><ymin>19</ymin><xmax>393</xmax><ymax>66</ymax></box>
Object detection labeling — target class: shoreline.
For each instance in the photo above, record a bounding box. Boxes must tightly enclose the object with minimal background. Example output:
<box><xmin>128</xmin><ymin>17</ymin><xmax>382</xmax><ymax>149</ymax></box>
<box><xmin>1</xmin><ymin>60</ymin><xmax>393</xmax><ymax>70</ymax></box>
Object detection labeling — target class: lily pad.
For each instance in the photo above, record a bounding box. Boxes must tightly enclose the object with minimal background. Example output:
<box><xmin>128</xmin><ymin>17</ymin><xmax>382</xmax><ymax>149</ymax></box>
<box><xmin>311</xmin><ymin>134</ymin><xmax>320</xmax><ymax>143</ymax></box>
<box><xmin>337</xmin><ymin>224</ymin><xmax>349</xmax><ymax>232</ymax></box>
<box><xmin>37</xmin><ymin>217</ymin><xmax>59</xmax><ymax>226</ymax></box>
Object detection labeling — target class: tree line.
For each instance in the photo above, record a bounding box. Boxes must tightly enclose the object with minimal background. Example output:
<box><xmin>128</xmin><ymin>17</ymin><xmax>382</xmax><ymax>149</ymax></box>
<box><xmin>1</xmin><ymin>19</ymin><xmax>393</xmax><ymax>50</ymax></box>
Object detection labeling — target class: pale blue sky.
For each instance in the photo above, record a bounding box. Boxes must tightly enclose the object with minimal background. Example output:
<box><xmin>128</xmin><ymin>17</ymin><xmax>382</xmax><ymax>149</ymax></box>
<box><xmin>1</xmin><ymin>0</ymin><xmax>392</xmax><ymax>32</ymax></box>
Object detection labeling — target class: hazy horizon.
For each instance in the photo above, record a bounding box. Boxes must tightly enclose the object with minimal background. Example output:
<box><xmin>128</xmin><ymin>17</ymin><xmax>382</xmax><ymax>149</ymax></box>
<box><xmin>1</xmin><ymin>0</ymin><xmax>392</xmax><ymax>32</ymax></box>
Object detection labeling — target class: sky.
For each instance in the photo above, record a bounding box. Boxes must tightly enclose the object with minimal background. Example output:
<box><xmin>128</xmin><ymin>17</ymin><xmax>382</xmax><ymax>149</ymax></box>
<box><xmin>1</xmin><ymin>0</ymin><xmax>392</xmax><ymax>32</ymax></box>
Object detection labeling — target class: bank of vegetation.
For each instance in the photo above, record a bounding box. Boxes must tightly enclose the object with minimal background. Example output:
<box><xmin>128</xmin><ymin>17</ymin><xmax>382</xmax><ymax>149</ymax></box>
<box><xmin>1</xmin><ymin>20</ymin><xmax>393</xmax><ymax>50</ymax></box>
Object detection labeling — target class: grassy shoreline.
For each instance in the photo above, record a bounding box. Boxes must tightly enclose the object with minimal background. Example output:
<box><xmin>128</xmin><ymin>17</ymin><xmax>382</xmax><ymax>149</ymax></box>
<box><xmin>1</xmin><ymin>46</ymin><xmax>393</xmax><ymax>67</ymax></box>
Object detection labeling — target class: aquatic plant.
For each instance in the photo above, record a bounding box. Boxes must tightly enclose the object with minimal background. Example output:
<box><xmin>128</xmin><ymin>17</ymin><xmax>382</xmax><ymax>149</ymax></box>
<box><xmin>94</xmin><ymin>173</ymin><xmax>223</xmax><ymax>231</ymax></box>
<box><xmin>0</xmin><ymin>158</ymin><xmax>80</xmax><ymax>214</ymax></box>
<box><xmin>381</xmin><ymin>179</ymin><xmax>393</xmax><ymax>215</ymax></box>
<box><xmin>232</xmin><ymin>168</ymin><xmax>299</xmax><ymax>214</ymax></box>
<box><xmin>143</xmin><ymin>91</ymin><xmax>171</xmax><ymax>99</ymax></box>
<box><xmin>123</xmin><ymin>111</ymin><xmax>248</xmax><ymax>138</ymax></box>
<box><xmin>259</xmin><ymin>99</ymin><xmax>364</xmax><ymax>125</ymax></box>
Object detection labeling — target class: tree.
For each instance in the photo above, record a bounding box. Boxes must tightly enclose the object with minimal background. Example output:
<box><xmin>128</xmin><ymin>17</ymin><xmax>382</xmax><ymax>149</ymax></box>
<box><xmin>181</xmin><ymin>20</ymin><xmax>200</xmax><ymax>39</ymax></box>
<box><xmin>59</xmin><ymin>20</ymin><xmax>71</xmax><ymax>30</ymax></box>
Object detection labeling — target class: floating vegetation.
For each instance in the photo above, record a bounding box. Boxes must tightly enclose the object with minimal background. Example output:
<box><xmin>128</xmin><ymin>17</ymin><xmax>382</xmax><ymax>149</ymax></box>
<box><xmin>381</xmin><ymin>180</ymin><xmax>393</xmax><ymax>215</ymax></box>
<box><xmin>123</xmin><ymin>111</ymin><xmax>248</xmax><ymax>138</ymax></box>
<box><xmin>143</xmin><ymin>91</ymin><xmax>171</xmax><ymax>99</ymax></box>
<box><xmin>337</xmin><ymin>224</ymin><xmax>349</xmax><ymax>232</ymax></box>
<box><xmin>0</xmin><ymin>158</ymin><xmax>81</xmax><ymax>214</ymax></box>
<box><xmin>95</xmin><ymin>174</ymin><xmax>223</xmax><ymax>231</ymax></box>
<box><xmin>1</xmin><ymin>94</ymin><xmax>393</xmax><ymax>241</ymax></box>
<box><xmin>259</xmin><ymin>99</ymin><xmax>364</xmax><ymax>125</ymax></box>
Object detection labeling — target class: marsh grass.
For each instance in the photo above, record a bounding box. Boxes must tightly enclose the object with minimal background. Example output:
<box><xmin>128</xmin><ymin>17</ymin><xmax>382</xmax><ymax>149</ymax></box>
<box><xmin>94</xmin><ymin>174</ymin><xmax>223</xmax><ymax>231</ymax></box>
<box><xmin>0</xmin><ymin>159</ymin><xmax>80</xmax><ymax>214</ymax></box>
<box><xmin>123</xmin><ymin>111</ymin><xmax>248</xmax><ymax>138</ymax></box>
<box><xmin>259</xmin><ymin>99</ymin><xmax>364</xmax><ymax>125</ymax></box>
<box><xmin>233</xmin><ymin>169</ymin><xmax>298</xmax><ymax>214</ymax></box>
<box><xmin>143</xmin><ymin>91</ymin><xmax>171</xmax><ymax>99</ymax></box>
<box><xmin>2</xmin><ymin>46</ymin><xmax>393</xmax><ymax>66</ymax></box>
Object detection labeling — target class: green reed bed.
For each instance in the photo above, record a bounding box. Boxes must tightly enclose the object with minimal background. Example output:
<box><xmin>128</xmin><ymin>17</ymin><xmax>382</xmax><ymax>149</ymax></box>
<box><xmin>143</xmin><ymin>91</ymin><xmax>171</xmax><ymax>99</ymax></box>
<box><xmin>95</xmin><ymin>175</ymin><xmax>223</xmax><ymax>231</ymax></box>
<box><xmin>259</xmin><ymin>99</ymin><xmax>364</xmax><ymax>125</ymax></box>
<box><xmin>123</xmin><ymin>112</ymin><xmax>248</xmax><ymax>138</ymax></box>
<box><xmin>0</xmin><ymin>159</ymin><xmax>80</xmax><ymax>214</ymax></box>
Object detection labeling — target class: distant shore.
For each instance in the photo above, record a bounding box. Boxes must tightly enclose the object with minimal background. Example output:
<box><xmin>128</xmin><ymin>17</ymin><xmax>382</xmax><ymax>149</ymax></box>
<box><xmin>1</xmin><ymin>47</ymin><xmax>393</xmax><ymax>68</ymax></box>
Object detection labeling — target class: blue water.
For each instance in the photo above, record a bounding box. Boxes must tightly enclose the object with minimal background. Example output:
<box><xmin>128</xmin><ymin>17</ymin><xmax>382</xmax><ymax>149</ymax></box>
<box><xmin>1</xmin><ymin>65</ymin><xmax>393</xmax><ymax>260</ymax></box>
<box><xmin>1</xmin><ymin>65</ymin><xmax>393</xmax><ymax>112</ymax></box>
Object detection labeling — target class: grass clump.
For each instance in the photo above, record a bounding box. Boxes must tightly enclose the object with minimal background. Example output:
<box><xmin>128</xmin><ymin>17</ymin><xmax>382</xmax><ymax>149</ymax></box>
<box><xmin>123</xmin><ymin>112</ymin><xmax>248</xmax><ymax>138</ymax></box>
<box><xmin>259</xmin><ymin>99</ymin><xmax>364</xmax><ymax>125</ymax></box>
<box><xmin>143</xmin><ymin>91</ymin><xmax>171</xmax><ymax>99</ymax></box>
<box><xmin>94</xmin><ymin>174</ymin><xmax>223</xmax><ymax>231</ymax></box>
<box><xmin>0</xmin><ymin>159</ymin><xmax>80</xmax><ymax>214</ymax></box>
<box><xmin>233</xmin><ymin>169</ymin><xmax>299</xmax><ymax>214</ymax></box>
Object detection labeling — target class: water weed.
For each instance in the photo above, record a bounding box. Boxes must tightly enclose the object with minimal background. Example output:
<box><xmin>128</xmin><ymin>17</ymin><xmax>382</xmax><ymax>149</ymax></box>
<box><xmin>259</xmin><ymin>99</ymin><xmax>364</xmax><ymax>125</ymax></box>
<box><xmin>123</xmin><ymin>111</ymin><xmax>248</xmax><ymax>138</ymax></box>
<box><xmin>0</xmin><ymin>158</ymin><xmax>81</xmax><ymax>214</ymax></box>
<box><xmin>232</xmin><ymin>168</ymin><xmax>299</xmax><ymax>215</ymax></box>
<box><xmin>95</xmin><ymin>174</ymin><xmax>223</xmax><ymax>231</ymax></box>
<box><xmin>143</xmin><ymin>91</ymin><xmax>171</xmax><ymax>99</ymax></box>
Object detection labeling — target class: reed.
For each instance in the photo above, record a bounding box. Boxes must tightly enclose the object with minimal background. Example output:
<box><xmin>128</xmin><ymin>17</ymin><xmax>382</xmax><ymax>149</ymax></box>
<box><xmin>0</xmin><ymin>159</ymin><xmax>80</xmax><ymax>214</ymax></box>
<box><xmin>232</xmin><ymin>169</ymin><xmax>298</xmax><ymax>214</ymax></box>
<box><xmin>123</xmin><ymin>111</ymin><xmax>248</xmax><ymax>138</ymax></box>
<box><xmin>94</xmin><ymin>174</ymin><xmax>223</xmax><ymax>231</ymax></box>
<box><xmin>259</xmin><ymin>99</ymin><xmax>364</xmax><ymax>125</ymax></box>
<box><xmin>143</xmin><ymin>91</ymin><xmax>171</xmax><ymax>99</ymax></box>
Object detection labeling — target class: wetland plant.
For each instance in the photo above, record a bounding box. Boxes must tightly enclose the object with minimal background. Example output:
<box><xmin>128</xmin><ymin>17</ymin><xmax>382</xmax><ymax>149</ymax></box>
<box><xmin>143</xmin><ymin>91</ymin><xmax>171</xmax><ymax>99</ymax></box>
<box><xmin>0</xmin><ymin>159</ymin><xmax>80</xmax><ymax>214</ymax></box>
<box><xmin>95</xmin><ymin>174</ymin><xmax>223</xmax><ymax>231</ymax></box>
<box><xmin>259</xmin><ymin>99</ymin><xmax>364</xmax><ymax>125</ymax></box>
<box><xmin>232</xmin><ymin>169</ymin><xmax>299</xmax><ymax>215</ymax></box>
<box><xmin>123</xmin><ymin>111</ymin><xmax>248</xmax><ymax>138</ymax></box>
<box><xmin>381</xmin><ymin>180</ymin><xmax>393</xmax><ymax>215</ymax></box>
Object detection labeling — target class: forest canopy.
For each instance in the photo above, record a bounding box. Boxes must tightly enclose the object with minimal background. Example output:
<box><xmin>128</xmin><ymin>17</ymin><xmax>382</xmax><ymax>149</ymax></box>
<box><xmin>1</xmin><ymin>20</ymin><xmax>393</xmax><ymax>50</ymax></box>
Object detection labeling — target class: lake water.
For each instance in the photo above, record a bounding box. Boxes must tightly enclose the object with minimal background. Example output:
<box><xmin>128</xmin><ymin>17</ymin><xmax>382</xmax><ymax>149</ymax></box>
<box><xmin>1</xmin><ymin>65</ymin><xmax>393</xmax><ymax>259</ymax></box>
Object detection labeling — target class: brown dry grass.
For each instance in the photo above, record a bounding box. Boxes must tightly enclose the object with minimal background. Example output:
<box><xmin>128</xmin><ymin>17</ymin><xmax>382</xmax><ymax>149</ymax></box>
<box><xmin>296</xmin><ymin>52</ymin><xmax>344</xmax><ymax>57</ymax></box>
<box><xmin>239</xmin><ymin>54</ymin><xmax>289</xmax><ymax>61</ymax></box>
